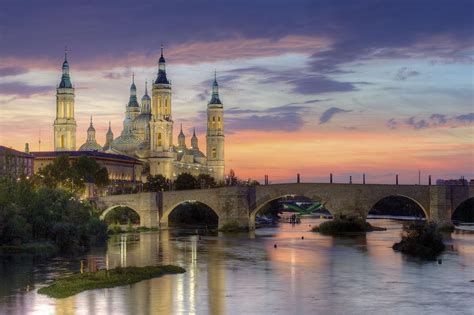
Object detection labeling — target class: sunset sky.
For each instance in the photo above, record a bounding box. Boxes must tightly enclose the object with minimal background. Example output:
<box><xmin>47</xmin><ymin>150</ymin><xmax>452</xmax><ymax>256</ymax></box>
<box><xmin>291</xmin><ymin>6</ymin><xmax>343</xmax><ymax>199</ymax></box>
<box><xmin>0</xmin><ymin>0</ymin><xmax>473</xmax><ymax>183</ymax></box>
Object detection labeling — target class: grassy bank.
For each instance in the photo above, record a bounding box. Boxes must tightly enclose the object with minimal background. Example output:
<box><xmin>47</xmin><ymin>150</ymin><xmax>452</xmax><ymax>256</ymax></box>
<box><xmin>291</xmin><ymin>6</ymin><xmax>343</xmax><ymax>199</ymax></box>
<box><xmin>107</xmin><ymin>224</ymin><xmax>159</xmax><ymax>234</ymax></box>
<box><xmin>312</xmin><ymin>217</ymin><xmax>385</xmax><ymax>235</ymax></box>
<box><xmin>38</xmin><ymin>265</ymin><xmax>186</xmax><ymax>299</ymax></box>
<box><xmin>392</xmin><ymin>222</ymin><xmax>445</xmax><ymax>260</ymax></box>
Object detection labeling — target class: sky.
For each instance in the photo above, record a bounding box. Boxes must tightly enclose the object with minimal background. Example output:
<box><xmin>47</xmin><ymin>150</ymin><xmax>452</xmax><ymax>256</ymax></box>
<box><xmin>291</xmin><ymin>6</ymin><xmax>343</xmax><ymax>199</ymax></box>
<box><xmin>0</xmin><ymin>0</ymin><xmax>473</xmax><ymax>184</ymax></box>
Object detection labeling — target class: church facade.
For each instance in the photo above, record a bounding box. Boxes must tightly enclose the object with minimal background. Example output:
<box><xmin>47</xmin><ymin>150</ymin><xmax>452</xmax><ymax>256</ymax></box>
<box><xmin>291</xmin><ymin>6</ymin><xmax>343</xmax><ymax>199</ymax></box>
<box><xmin>54</xmin><ymin>48</ymin><xmax>225</xmax><ymax>183</ymax></box>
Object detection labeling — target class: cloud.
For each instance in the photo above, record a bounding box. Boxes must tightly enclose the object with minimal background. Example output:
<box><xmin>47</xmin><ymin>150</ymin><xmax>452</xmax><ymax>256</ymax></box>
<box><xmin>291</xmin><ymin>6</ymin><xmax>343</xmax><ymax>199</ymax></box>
<box><xmin>319</xmin><ymin>107</ymin><xmax>352</xmax><ymax>124</ymax></box>
<box><xmin>394</xmin><ymin>67</ymin><xmax>420</xmax><ymax>80</ymax></box>
<box><xmin>1</xmin><ymin>1</ymin><xmax>470</xmax><ymax>74</ymax></box>
<box><xmin>387</xmin><ymin>118</ymin><xmax>398</xmax><ymax>129</ymax></box>
<box><xmin>406</xmin><ymin>117</ymin><xmax>429</xmax><ymax>129</ymax></box>
<box><xmin>0</xmin><ymin>67</ymin><xmax>28</xmax><ymax>77</ymax></box>
<box><xmin>430</xmin><ymin>114</ymin><xmax>448</xmax><ymax>125</ymax></box>
<box><xmin>455</xmin><ymin>113</ymin><xmax>474</xmax><ymax>123</ymax></box>
<box><xmin>224</xmin><ymin>104</ymin><xmax>310</xmax><ymax>132</ymax></box>
<box><xmin>102</xmin><ymin>69</ymin><xmax>133</xmax><ymax>80</ymax></box>
<box><xmin>0</xmin><ymin>82</ymin><xmax>51</xmax><ymax>96</ymax></box>
<box><xmin>389</xmin><ymin>112</ymin><xmax>474</xmax><ymax>130</ymax></box>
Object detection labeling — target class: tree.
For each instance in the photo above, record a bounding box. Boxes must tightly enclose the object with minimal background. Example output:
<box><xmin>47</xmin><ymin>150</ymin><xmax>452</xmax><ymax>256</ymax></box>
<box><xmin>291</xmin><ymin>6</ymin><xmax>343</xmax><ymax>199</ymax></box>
<box><xmin>174</xmin><ymin>173</ymin><xmax>198</xmax><ymax>190</ymax></box>
<box><xmin>73</xmin><ymin>156</ymin><xmax>109</xmax><ymax>187</ymax></box>
<box><xmin>197</xmin><ymin>174</ymin><xmax>217</xmax><ymax>189</ymax></box>
<box><xmin>146</xmin><ymin>174</ymin><xmax>168</xmax><ymax>191</ymax></box>
<box><xmin>37</xmin><ymin>156</ymin><xmax>109</xmax><ymax>194</ymax></box>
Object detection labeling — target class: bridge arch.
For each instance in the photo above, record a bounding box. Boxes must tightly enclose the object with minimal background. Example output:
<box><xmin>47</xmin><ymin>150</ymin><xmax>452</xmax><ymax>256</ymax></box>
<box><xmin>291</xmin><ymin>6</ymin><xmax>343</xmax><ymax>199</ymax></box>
<box><xmin>100</xmin><ymin>205</ymin><xmax>142</xmax><ymax>223</ymax></box>
<box><xmin>452</xmin><ymin>197</ymin><xmax>474</xmax><ymax>223</ymax></box>
<box><xmin>250</xmin><ymin>193</ymin><xmax>332</xmax><ymax>229</ymax></box>
<box><xmin>367</xmin><ymin>194</ymin><xmax>428</xmax><ymax>219</ymax></box>
<box><xmin>161</xmin><ymin>199</ymin><xmax>219</xmax><ymax>227</ymax></box>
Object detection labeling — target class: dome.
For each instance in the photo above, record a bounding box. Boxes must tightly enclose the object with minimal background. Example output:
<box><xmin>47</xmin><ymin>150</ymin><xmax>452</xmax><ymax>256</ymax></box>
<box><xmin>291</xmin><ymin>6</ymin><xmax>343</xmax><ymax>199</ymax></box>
<box><xmin>79</xmin><ymin>141</ymin><xmax>103</xmax><ymax>152</ymax></box>
<box><xmin>187</xmin><ymin>148</ymin><xmax>206</xmax><ymax>158</ymax></box>
<box><xmin>133</xmin><ymin>112</ymin><xmax>152</xmax><ymax>132</ymax></box>
<box><xmin>111</xmin><ymin>134</ymin><xmax>142</xmax><ymax>155</ymax></box>
<box><xmin>141</xmin><ymin>93</ymin><xmax>151</xmax><ymax>102</ymax></box>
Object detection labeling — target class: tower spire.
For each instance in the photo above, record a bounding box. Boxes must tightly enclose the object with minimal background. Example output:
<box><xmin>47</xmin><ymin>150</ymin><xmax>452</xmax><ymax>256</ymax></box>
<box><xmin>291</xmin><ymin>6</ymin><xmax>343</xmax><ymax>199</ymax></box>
<box><xmin>64</xmin><ymin>46</ymin><xmax>68</xmax><ymax>61</ymax></box>
<box><xmin>209</xmin><ymin>70</ymin><xmax>222</xmax><ymax>105</ymax></box>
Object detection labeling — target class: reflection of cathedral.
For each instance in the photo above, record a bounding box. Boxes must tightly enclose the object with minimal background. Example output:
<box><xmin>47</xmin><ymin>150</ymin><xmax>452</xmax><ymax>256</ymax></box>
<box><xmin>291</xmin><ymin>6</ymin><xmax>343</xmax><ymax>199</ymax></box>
<box><xmin>54</xmin><ymin>47</ymin><xmax>225</xmax><ymax>182</ymax></box>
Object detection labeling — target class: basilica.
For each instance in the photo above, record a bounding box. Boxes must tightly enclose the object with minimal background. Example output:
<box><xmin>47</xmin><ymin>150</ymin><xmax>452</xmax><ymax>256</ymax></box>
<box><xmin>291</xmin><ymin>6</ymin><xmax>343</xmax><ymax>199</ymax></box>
<box><xmin>53</xmin><ymin>48</ymin><xmax>225</xmax><ymax>183</ymax></box>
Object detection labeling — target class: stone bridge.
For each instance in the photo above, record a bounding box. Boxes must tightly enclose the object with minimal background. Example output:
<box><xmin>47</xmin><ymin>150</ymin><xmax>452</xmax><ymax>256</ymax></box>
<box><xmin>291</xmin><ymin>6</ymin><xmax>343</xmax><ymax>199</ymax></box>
<box><xmin>95</xmin><ymin>183</ymin><xmax>474</xmax><ymax>229</ymax></box>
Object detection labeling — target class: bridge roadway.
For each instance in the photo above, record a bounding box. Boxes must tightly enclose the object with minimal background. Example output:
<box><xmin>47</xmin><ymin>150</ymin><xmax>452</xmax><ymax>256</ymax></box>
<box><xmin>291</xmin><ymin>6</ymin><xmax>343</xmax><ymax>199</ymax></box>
<box><xmin>95</xmin><ymin>183</ymin><xmax>474</xmax><ymax>229</ymax></box>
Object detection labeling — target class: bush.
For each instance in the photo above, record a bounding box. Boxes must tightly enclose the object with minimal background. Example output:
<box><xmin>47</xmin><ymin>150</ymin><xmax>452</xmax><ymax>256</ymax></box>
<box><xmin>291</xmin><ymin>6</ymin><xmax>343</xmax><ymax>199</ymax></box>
<box><xmin>52</xmin><ymin>222</ymin><xmax>79</xmax><ymax>252</ymax></box>
<box><xmin>392</xmin><ymin>221</ymin><xmax>445</xmax><ymax>260</ymax></box>
<box><xmin>312</xmin><ymin>217</ymin><xmax>381</xmax><ymax>235</ymax></box>
<box><xmin>108</xmin><ymin>223</ymin><xmax>123</xmax><ymax>234</ymax></box>
<box><xmin>219</xmin><ymin>221</ymin><xmax>248</xmax><ymax>232</ymax></box>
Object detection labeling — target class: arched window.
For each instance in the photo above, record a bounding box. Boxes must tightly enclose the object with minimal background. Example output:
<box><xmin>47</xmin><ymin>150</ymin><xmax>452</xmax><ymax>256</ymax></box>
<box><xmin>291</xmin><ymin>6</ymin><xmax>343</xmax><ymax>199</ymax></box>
<box><xmin>60</xmin><ymin>135</ymin><xmax>65</xmax><ymax>148</ymax></box>
<box><xmin>218</xmin><ymin>116</ymin><xmax>222</xmax><ymax>129</ymax></box>
<box><xmin>212</xmin><ymin>147</ymin><xmax>217</xmax><ymax>158</ymax></box>
<box><xmin>157</xmin><ymin>133</ymin><xmax>162</xmax><ymax>147</ymax></box>
<box><xmin>158</xmin><ymin>96</ymin><xmax>162</xmax><ymax>115</ymax></box>
<box><xmin>212</xmin><ymin>116</ymin><xmax>216</xmax><ymax>129</ymax></box>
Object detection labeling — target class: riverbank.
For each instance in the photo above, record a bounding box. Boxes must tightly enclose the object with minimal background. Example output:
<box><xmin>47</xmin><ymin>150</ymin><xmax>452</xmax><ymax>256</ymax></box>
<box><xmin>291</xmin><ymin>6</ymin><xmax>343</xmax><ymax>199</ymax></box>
<box><xmin>0</xmin><ymin>242</ymin><xmax>58</xmax><ymax>257</ymax></box>
<box><xmin>38</xmin><ymin>265</ymin><xmax>186</xmax><ymax>299</ymax></box>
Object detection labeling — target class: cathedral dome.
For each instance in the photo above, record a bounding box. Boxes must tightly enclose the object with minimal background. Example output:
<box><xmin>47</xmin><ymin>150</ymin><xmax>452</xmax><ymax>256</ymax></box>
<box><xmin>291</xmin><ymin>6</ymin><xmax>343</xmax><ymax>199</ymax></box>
<box><xmin>79</xmin><ymin>141</ymin><xmax>103</xmax><ymax>152</ymax></box>
<box><xmin>111</xmin><ymin>133</ymin><xmax>142</xmax><ymax>155</ymax></box>
<box><xmin>133</xmin><ymin>112</ymin><xmax>152</xmax><ymax>132</ymax></box>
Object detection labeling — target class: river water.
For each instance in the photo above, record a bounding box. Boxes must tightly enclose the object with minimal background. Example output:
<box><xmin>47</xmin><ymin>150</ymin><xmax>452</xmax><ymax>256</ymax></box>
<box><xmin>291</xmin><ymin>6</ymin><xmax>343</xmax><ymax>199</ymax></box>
<box><xmin>1</xmin><ymin>219</ymin><xmax>473</xmax><ymax>315</ymax></box>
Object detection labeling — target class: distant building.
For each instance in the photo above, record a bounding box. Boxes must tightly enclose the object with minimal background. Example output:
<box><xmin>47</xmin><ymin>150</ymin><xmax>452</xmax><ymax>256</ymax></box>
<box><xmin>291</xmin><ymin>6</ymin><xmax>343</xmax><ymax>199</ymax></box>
<box><xmin>436</xmin><ymin>177</ymin><xmax>469</xmax><ymax>186</ymax></box>
<box><xmin>31</xmin><ymin>150</ymin><xmax>143</xmax><ymax>198</ymax></box>
<box><xmin>0</xmin><ymin>145</ymin><xmax>34</xmax><ymax>179</ymax></box>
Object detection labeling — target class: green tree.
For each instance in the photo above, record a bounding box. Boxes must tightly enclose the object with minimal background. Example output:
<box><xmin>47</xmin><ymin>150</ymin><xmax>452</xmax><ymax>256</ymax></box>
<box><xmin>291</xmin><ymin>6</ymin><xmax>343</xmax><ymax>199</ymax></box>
<box><xmin>174</xmin><ymin>173</ymin><xmax>198</xmax><ymax>190</ymax></box>
<box><xmin>37</xmin><ymin>156</ymin><xmax>109</xmax><ymax>194</ymax></box>
<box><xmin>196</xmin><ymin>174</ymin><xmax>217</xmax><ymax>189</ymax></box>
<box><xmin>146</xmin><ymin>174</ymin><xmax>168</xmax><ymax>191</ymax></box>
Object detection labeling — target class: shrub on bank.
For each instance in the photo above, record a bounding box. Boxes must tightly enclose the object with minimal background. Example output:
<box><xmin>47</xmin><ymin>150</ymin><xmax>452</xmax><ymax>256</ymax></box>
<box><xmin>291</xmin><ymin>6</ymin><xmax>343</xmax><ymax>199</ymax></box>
<box><xmin>219</xmin><ymin>221</ymin><xmax>248</xmax><ymax>232</ymax></box>
<box><xmin>0</xmin><ymin>177</ymin><xmax>107</xmax><ymax>254</ymax></box>
<box><xmin>312</xmin><ymin>217</ymin><xmax>382</xmax><ymax>235</ymax></box>
<box><xmin>392</xmin><ymin>221</ymin><xmax>445</xmax><ymax>260</ymax></box>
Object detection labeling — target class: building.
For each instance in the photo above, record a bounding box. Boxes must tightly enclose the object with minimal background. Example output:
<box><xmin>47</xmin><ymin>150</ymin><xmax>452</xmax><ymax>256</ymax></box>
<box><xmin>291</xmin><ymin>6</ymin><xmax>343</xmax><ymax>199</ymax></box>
<box><xmin>55</xmin><ymin>46</ymin><xmax>225</xmax><ymax>183</ymax></box>
<box><xmin>436</xmin><ymin>177</ymin><xmax>470</xmax><ymax>186</ymax></box>
<box><xmin>0</xmin><ymin>145</ymin><xmax>34</xmax><ymax>179</ymax></box>
<box><xmin>31</xmin><ymin>150</ymin><xmax>143</xmax><ymax>197</ymax></box>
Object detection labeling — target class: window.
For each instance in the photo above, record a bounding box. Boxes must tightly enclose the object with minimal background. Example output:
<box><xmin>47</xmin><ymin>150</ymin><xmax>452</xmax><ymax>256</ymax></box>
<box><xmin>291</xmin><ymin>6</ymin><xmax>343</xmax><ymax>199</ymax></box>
<box><xmin>218</xmin><ymin>116</ymin><xmax>222</xmax><ymax>129</ymax></box>
<box><xmin>60</xmin><ymin>135</ymin><xmax>65</xmax><ymax>148</ymax></box>
<box><xmin>212</xmin><ymin>147</ymin><xmax>217</xmax><ymax>158</ymax></box>
<box><xmin>157</xmin><ymin>133</ymin><xmax>162</xmax><ymax>146</ymax></box>
<box><xmin>212</xmin><ymin>116</ymin><xmax>216</xmax><ymax>129</ymax></box>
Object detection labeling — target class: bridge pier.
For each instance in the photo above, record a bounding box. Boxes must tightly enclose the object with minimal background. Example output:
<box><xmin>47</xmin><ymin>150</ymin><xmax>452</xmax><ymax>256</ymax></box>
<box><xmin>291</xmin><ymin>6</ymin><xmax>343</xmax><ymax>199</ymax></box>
<box><xmin>217</xmin><ymin>187</ymin><xmax>251</xmax><ymax>229</ymax></box>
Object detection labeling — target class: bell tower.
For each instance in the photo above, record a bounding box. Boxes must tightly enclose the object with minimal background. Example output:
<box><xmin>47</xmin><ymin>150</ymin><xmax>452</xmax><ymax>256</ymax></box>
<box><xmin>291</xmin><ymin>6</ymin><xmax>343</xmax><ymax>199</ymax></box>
<box><xmin>206</xmin><ymin>71</ymin><xmax>225</xmax><ymax>183</ymax></box>
<box><xmin>149</xmin><ymin>45</ymin><xmax>176</xmax><ymax>178</ymax></box>
<box><xmin>54</xmin><ymin>48</ymin><xmax>77</xmax><ymax>151</ymax></box>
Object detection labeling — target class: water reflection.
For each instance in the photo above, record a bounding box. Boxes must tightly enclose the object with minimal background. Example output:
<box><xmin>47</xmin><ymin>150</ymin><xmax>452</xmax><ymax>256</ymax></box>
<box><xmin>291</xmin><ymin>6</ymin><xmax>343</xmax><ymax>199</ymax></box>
<box><xmin>0</xmin><ymin>219</ymin><xmax>473</xmax><ymax>314</ymax></box>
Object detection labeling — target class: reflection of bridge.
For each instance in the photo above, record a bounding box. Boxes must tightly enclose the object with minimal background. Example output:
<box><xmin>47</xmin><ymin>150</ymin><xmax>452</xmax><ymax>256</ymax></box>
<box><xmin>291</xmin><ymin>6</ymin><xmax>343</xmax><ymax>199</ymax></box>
<box><xmin>96</xmin><ymin>183</ymin><xmax>474</xmax><ymax>229</ymax></box>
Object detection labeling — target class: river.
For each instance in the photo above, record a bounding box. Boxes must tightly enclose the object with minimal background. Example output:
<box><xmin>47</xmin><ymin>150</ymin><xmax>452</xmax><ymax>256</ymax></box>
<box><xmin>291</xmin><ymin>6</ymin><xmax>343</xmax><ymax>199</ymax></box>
<box><xmin>1</xmin><ymin>218</ymin><xmax>473</xmax><ymax>315</ymax></box>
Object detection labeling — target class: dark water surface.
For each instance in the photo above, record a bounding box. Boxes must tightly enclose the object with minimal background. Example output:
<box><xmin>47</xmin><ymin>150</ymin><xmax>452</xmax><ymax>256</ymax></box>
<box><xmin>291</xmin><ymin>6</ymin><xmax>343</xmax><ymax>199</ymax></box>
<box><xmin>1</xmin><ymin>219</ymin><xmax>473</xmax><ymax>315</ymax></box>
